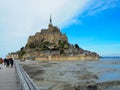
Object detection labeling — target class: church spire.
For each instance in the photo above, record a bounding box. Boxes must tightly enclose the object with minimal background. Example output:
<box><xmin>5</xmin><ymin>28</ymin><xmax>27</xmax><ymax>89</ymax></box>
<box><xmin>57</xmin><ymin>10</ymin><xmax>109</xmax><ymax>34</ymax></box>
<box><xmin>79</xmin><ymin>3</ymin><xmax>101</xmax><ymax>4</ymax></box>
<box><xmin>49</xmin><ymin>14</ymin><xmax>53</xmax><ymax>28</ymax></box>
<box><xmin>50</xmin><ymin>14</ymin><xmax>52</xmax><ymax>24</ymax></box>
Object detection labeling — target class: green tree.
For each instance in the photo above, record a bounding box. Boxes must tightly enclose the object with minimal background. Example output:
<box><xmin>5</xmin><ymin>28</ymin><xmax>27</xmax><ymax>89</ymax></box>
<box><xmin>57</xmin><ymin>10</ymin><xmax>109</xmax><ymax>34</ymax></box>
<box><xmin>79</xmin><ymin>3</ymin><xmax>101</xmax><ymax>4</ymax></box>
<box><xmin>20</xmin><ymin>47</ymin><xmax>24</xmax><ymax>51</ymax></box>
<box><xmin>75</xmin><ymin>44</ymin><xmax>80</xmax><ymax>49</ymax></box>
<box><xmin>18</xmin><ymin>49</ymin><xmax>25</xmax><ymax>59</ymax></box>
<box><xmin>39</xmin><ymin>41</ymin><xmax>50</xmax><ymax>50</ymax></box>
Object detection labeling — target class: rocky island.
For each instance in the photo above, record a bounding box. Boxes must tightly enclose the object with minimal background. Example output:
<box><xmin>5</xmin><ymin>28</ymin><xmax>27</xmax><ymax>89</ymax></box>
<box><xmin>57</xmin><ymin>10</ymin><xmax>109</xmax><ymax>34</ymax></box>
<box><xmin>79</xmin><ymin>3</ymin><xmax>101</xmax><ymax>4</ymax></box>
<box><xmin>8</xmin><ymin>16</ymin><xmax>99</xmax><ymax>60</ymax></box>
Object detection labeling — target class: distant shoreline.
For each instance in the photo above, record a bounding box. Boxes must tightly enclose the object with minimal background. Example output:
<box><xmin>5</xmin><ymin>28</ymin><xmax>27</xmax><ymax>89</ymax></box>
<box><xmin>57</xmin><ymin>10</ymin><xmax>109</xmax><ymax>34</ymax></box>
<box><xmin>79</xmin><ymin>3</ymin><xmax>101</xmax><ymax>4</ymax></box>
<box><xmin>100</xmin><ymin>56</ymin><xmax>120</xmax><ymax>58</ymax></box>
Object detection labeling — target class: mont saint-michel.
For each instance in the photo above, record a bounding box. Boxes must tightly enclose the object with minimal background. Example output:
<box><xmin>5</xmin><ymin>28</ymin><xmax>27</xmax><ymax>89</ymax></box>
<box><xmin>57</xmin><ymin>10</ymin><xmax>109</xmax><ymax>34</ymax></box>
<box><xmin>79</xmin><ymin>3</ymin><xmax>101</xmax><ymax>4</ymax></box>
<box><xmin>8</xmin><ymin>16</ymin><xmax>99</xmax><ymax>60</ymax></box>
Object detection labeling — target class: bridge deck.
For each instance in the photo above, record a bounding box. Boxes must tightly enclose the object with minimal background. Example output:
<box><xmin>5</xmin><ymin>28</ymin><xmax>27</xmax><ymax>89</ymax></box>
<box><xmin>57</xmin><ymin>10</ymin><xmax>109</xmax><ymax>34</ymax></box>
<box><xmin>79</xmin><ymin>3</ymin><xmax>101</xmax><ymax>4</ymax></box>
<box><xmin>0</xmin><ymin>64</ymin><xmax>21</xmax><ymax>90</ymax></box>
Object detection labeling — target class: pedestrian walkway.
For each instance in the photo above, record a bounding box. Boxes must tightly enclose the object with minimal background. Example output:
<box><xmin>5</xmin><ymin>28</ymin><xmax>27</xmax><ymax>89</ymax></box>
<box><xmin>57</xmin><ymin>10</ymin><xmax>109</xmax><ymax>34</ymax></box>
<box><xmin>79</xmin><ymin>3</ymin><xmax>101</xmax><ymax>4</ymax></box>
<box><xmin>0</xmin><ymin>64</ymin><xmax>21</xmax><ymax>90</ymax></box>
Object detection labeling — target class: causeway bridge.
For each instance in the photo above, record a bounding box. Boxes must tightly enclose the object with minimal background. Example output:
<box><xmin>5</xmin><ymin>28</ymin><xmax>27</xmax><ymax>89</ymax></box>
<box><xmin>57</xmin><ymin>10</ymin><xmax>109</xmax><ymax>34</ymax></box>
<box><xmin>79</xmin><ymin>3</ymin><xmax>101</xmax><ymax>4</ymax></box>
<box><xmin>0</xmin><ymin>60</ymin><xmax>39</xmax><ymax>90</ymax></box>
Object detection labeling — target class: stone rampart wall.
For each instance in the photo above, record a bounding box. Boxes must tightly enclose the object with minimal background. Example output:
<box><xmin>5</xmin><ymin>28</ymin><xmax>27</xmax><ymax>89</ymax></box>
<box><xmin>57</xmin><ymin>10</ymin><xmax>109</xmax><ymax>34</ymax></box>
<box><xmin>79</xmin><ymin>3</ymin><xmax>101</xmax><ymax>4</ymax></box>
<box><xmin>35</xmin><ymin>55</ymin><xmax>99</xmax><ymax>61</ymax></box>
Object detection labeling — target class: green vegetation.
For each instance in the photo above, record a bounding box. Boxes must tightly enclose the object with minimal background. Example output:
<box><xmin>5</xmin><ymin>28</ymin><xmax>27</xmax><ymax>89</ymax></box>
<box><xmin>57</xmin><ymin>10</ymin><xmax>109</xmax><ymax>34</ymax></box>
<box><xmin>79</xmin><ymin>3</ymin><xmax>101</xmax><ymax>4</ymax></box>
<box><xmin>28</xmin><ymin>43</ymin><xmax>36</xmax><ymax>48</ymax></box>
<box><xmin>26</xmin><ymin>40</ymin><xmax>70</xmax><ymax>52</ymax></box>
<box><xmin>18</xmin><ymin>47</ymin><xmax>26</xmax><ymax>59</ymax></box>
<box><xmin>64</xmin><ymin>43</ymin><xmax>69</xmax><ymax>49</ymax></box>
<box><xmin>75</xmin><ymin>44</ymin><xmax>80</xmax><ymax>49</ymax></box>
<box><xmin>58</xmin><ymin>40</ymin><xmax>69</xmax><ymax>49</ymax></box>
<box><xmin>39</xmin><ymin>41</ymin><xmax>50</xmax><ymax>50</ymax></box>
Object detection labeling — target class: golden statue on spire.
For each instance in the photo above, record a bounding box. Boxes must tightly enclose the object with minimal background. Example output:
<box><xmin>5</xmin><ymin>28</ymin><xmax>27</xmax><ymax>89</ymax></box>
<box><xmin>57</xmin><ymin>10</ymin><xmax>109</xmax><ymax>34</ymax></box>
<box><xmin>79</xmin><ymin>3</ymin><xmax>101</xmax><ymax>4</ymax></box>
<box><xmin>49</xmin><ymin>14</ymin><xmax>53</xmax><ymax>27</ymax></box>
<box><xmin>50</xmin><ymin>14</ymin><xmax>52</xmax><ymax>24</ymax></box>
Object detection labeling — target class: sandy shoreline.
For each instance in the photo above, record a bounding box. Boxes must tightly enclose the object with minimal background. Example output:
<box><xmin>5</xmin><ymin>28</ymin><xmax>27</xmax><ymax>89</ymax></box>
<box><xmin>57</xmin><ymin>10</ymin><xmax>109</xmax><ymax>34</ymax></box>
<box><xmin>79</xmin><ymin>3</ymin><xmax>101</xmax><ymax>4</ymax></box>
<box><xmin>20</xmin><ymin>60</ymin><xmax>120</xmax><ymax>90</ymax></box>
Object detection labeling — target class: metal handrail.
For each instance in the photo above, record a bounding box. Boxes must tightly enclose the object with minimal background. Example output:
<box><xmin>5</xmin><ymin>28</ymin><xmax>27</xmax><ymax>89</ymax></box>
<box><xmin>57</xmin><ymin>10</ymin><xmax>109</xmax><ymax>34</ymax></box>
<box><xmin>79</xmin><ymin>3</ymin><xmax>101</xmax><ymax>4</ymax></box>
<box><xmin>14</xmin><ymin>60</ymin><xmax>39</xmax><ymax>90</ymax></box>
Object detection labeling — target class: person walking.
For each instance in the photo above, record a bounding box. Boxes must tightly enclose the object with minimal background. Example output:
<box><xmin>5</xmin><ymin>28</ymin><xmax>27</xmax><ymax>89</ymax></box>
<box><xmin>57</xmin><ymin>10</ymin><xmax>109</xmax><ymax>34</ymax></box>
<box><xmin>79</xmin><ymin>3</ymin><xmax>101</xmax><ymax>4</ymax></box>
<box><xmin>0</xmin><ymin>58</ymin><xmax>3</xmax><ymax>69</ymax></box>
<box><xmin>4</xmin><ymin>58</ymin><xmax>7</xmax><ymax>65</ymax></box>
<box><xmin>6</xmin><ymin>58</ymin><xmax>10</xmax><ymax>68</ymax></box>
<box><xmin>9</xmin><ymin>58</ymin><xmax>14</xmax><ymax>68</ymax></box>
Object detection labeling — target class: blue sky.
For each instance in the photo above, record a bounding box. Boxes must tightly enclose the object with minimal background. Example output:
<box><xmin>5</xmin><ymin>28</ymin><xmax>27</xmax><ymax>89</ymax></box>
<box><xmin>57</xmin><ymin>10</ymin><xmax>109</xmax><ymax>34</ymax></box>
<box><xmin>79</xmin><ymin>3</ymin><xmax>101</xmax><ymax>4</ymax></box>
<box><xmin>0</xmin><ymin>0</ymin><xmax>120</xmax><ymax>58</ymax></box>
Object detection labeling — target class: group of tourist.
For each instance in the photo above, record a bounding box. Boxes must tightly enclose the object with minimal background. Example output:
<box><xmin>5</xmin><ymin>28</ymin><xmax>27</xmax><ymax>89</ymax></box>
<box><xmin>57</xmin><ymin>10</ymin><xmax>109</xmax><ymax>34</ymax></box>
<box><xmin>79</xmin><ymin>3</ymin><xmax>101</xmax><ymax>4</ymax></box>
<box><xmin>0</xmin><ymin>58</ymin><xmax>14</xmax><ymax>69</ymax></box>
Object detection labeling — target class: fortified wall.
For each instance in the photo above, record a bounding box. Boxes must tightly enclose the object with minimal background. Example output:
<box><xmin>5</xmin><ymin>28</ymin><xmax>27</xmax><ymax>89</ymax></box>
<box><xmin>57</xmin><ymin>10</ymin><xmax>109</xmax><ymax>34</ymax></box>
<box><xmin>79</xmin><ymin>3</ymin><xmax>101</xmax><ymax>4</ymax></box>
<box><xmin>35</xmin><ymin>55</ymin><xmax>99</xmax><ymax>61</ymax></box>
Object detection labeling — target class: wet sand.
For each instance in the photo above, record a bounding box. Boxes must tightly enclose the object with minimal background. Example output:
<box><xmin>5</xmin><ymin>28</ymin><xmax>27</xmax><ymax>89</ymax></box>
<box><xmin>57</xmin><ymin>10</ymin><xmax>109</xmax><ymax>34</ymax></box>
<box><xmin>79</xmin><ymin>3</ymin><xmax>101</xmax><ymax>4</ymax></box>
<box><xmin>21</xmin><ymin>59</ymin><xmax>120</xmax><ymax>90</ymax></box>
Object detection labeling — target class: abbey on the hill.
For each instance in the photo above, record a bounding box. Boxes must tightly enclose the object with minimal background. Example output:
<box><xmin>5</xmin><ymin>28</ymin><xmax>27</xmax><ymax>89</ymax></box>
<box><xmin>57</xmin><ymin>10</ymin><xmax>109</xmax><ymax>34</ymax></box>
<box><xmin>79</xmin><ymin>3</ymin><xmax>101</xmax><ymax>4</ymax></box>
<box><xmin>7</xmin><ymin>16</ymin><xmax>99</xmax><ymax>60</ymax></box>
<box><xmin>27</xmin><ymin>15</ymin><xmax>68</xmax><ymax>47</ymax></box>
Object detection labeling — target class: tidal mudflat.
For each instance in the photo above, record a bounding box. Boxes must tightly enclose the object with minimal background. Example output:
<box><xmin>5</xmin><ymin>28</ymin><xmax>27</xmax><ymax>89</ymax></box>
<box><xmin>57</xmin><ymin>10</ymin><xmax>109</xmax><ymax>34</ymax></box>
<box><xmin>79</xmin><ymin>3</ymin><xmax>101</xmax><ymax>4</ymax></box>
<box><xmin>21</xmin><ymin>58</ymin><xmax>120</xmax><ymax>90</ymax></box>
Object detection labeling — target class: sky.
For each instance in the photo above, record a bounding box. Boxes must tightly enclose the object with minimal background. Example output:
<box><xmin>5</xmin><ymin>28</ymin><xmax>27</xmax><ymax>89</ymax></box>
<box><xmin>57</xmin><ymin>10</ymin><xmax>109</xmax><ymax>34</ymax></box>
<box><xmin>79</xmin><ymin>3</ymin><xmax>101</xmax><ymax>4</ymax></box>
<box><xmin>0</xmin><ymin>0</ymin><xmax>120</xmax><ymax>58</ymax></box>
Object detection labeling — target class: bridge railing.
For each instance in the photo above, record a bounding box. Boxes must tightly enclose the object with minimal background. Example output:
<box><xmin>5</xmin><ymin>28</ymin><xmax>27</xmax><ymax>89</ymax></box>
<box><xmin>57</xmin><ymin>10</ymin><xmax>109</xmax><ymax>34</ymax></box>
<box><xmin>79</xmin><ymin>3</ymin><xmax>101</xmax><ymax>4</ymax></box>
<box><xmin>14</xmin><ymin>60</ymin><xmax>39</xmax><ymax>90</ymax></box>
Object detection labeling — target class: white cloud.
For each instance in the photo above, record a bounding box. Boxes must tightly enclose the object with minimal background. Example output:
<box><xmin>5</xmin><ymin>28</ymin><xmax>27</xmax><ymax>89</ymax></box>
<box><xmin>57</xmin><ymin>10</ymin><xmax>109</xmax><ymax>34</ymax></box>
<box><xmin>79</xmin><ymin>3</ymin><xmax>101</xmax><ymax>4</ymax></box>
<box><xmin>1</xmin><ymin>0</ymin><xmax>119</xmax><ymax>39</ymax></box>
<box><xmin>84</xmin><ymin>0</ymin><xmax>120</xmax><ymax>16</ymax></box>
<box><xmin>0</xmin><ymin>0</ymin><xmax>89</xmax><ymax>36</ymax></box>
<box><xmin>0</xmin><ymin>0</ymin><xmax>89</xmax><ymax>57</ymax></box>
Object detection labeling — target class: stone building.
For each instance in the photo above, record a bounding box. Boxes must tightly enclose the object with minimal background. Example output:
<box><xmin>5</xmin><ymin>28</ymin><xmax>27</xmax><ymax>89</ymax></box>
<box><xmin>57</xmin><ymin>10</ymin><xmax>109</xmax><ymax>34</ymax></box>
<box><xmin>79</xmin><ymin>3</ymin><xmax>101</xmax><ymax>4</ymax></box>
<box><xmin>7</xmin><ymin>52</ymin><xmax>19</xmax><ymax>59</ymax></box>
